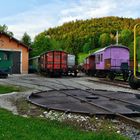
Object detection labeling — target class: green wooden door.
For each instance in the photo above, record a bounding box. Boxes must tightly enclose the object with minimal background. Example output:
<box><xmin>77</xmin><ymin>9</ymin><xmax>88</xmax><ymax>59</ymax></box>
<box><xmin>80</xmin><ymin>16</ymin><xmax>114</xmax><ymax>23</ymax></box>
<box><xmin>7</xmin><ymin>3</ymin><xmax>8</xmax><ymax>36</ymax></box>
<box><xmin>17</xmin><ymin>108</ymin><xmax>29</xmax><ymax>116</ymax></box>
<box><xmin>0</xmin><ymin>51</ymin><xmax>13</xmax><ymax>73</ymax></box>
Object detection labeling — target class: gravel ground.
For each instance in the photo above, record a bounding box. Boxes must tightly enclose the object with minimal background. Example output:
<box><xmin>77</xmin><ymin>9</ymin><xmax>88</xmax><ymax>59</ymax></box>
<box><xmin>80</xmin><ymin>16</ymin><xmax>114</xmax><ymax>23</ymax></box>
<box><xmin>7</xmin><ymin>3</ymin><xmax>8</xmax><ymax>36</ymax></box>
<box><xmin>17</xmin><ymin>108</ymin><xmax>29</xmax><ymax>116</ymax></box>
<box><xmin>0</xmin><ymin>73</ymin><xmax>140</xmax><ymax>140</ymax></box>
<box><xmin>0</xmin><ymin>90</ymin><xmax>38</xmax><ymax>114</ymax></box>
<box><xmin>43</xmin><ymin>110</ymin><xmax>140</xmax><ymax>140</ymax></box>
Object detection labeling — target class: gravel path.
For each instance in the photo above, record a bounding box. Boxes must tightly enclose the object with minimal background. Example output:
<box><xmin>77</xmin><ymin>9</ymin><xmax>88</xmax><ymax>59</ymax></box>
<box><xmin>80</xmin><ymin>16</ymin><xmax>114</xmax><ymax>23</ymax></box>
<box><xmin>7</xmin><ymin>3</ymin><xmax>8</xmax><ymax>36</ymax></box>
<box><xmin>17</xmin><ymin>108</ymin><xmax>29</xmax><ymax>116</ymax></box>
<box><xmin>0</xmin><ymin>90</ymin><xmax>38</xmax><ymax>114</ymax></box>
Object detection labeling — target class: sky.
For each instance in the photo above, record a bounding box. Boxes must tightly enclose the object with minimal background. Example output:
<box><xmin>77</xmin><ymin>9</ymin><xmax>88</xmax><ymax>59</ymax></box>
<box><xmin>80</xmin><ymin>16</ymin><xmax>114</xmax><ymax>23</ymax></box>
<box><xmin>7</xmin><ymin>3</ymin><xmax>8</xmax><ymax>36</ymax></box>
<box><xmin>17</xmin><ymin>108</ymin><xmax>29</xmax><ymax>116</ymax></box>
<box><xmin>0</xmin><ymin>0</ymin><xmax>140</xmax><ymax>40</ymax></box>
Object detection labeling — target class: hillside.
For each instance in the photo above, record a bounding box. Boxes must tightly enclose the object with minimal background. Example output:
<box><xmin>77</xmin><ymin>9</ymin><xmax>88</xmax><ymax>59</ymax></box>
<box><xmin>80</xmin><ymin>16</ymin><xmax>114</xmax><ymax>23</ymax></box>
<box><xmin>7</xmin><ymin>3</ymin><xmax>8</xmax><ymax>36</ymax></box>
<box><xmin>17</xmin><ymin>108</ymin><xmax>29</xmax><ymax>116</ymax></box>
<box><xmin>46</xmin><ymin>16</ymin><xmax>135</xmax><ymax>40</ymax></box>
<box><xmin>31</xmin><ymin>16</ymin><xmax>140</xmax><ymax>62</ymax></box>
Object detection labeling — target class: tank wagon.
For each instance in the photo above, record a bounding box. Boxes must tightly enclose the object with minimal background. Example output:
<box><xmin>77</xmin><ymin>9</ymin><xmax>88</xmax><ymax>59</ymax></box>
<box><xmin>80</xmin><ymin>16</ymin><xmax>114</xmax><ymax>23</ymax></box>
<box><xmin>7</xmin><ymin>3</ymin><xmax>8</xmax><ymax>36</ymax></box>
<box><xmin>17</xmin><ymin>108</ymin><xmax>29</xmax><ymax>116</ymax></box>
<box><xmin>29</xmin><ymin>50</ymin><xmax>78</xmax><ymax>77</ymax></box>
<box><xmin>67</xmin><ymin>54</ymin><xmax>78</xmax><ymax>76</ymax></box>
<box><xmin>84</xmin><ymin>45</ymin><xmax>130</xmax><ymax>81</ymax></box>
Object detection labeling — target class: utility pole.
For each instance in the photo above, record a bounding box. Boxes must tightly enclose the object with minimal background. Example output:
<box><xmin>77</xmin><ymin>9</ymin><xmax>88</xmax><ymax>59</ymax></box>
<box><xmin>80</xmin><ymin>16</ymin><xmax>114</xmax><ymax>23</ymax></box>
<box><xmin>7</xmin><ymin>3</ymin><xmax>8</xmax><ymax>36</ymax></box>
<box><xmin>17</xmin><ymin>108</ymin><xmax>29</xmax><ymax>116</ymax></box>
<box><xmin>116</xmin><ymin>31</ymin><xmax>118</xmax><ymax>45</ymax></box>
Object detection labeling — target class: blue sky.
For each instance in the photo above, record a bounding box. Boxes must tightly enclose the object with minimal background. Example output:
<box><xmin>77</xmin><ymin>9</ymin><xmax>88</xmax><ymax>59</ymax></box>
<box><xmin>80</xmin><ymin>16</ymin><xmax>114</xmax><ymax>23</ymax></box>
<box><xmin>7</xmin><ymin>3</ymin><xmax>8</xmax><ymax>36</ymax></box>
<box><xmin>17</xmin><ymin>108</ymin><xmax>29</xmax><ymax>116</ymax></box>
<box><xmin>0</xmin><ymin>0</ymin><xmax>140</xmax><ymax>40</ymax></box>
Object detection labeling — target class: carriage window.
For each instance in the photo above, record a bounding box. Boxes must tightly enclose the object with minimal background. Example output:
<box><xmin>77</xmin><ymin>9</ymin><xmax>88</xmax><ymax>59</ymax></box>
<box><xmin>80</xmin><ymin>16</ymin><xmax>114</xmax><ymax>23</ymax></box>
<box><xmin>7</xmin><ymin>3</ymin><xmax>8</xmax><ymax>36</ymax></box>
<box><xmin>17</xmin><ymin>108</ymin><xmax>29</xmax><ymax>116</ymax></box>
<box><xmin>98</xmin><ymin>55</ymin><xmax>100</xmax><ymax>62</ymax></box>
<box><xmin>96</xmin><ymin>54</ymin><xmax>100</xmax><ymax>63</ymax></box>
<box><xmin>100</xmin><ymin>54</ymin><xmax>103</xmax><ymax>62</ymax></box>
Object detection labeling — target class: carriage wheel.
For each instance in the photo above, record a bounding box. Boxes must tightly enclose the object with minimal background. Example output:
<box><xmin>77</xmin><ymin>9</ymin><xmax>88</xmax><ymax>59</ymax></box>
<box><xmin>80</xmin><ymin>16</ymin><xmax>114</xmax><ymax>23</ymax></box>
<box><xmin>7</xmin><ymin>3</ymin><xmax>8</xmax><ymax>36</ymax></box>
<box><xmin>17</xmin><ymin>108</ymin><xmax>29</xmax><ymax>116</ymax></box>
<box><xmin>108</xmin><ymin>72</ymin><xmax>115</xmax><ymax>80</ymax></box>
<box><xmin>123</xmin><ymin>72</ymin><xmax>129</xmax><ymax>82</ymax></box>
<box><xmin>129</xmin><ymin>73</ymin><xmax>138</xmax><ymax>89</ymax></box>
<box><xmin>74</xmin><ymin>71</ymin><xmax>77</xmax><ymax>77</ymax></box>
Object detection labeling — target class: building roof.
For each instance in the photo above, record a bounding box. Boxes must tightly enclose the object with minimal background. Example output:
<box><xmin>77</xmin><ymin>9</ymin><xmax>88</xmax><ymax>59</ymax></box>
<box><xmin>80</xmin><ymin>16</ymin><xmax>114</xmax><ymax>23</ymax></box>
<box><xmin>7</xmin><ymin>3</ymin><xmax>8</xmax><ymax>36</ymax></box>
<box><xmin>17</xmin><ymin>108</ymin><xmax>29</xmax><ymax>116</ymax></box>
<box><xmin>0</xmin><ymin>32</ymin><xmax>31</xmax><ymax>50</ymax></box>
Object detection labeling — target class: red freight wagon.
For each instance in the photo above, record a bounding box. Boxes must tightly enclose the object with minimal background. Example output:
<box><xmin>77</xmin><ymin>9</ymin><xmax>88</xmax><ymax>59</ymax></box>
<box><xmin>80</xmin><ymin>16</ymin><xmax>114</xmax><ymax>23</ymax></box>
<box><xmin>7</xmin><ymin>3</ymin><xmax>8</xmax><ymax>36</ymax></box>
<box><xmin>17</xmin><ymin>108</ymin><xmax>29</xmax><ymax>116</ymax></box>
<box><xmin>84</xmin><ymin>54</ymin><xmax>96</xmax><ymax>76</ymax></box>
<box><xmin>40</xmin><ymin>50</ymin><xmax>68</xmax><ymax>76</ymax></box>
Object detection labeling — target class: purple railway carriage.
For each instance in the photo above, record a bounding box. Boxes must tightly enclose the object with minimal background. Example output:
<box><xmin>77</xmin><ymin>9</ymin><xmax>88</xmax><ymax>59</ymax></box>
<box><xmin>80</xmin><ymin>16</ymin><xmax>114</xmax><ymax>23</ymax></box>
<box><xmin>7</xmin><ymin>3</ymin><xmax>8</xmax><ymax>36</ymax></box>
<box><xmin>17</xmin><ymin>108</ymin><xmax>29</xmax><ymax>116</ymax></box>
<box><xmin>94</xmin><ymin>45</ymin><xmax>130</xmax><ymax>81</ymax></box>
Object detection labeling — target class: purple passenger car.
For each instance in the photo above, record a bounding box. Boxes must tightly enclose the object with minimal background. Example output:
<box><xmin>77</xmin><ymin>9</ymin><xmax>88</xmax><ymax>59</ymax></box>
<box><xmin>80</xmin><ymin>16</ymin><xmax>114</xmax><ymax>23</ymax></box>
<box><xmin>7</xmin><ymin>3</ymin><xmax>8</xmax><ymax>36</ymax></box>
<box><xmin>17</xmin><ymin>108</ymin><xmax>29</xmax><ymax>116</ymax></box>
<box><xmin>95</xmin><ymin>45</ymin><xmax>129</xmax><ymax>70</ymax></box>
<box><xmin>84</xmin><ymin>45</ymin><xmax>130</xmax><ymax>81</ymax></box>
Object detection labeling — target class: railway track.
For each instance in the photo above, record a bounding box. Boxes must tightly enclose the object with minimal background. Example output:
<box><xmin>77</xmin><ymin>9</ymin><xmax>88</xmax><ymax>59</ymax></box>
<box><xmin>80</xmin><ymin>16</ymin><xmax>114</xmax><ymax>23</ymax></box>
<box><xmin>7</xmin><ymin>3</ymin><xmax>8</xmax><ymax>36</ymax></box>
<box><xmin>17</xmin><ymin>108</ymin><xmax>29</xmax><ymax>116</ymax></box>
<box><xmin>29</xmin><ymin>88</ymin><xmax>140</xmax><ymax>129</ymax></box>
<box><xmin>87</xmin><ymin>77</ymin><xmax>133</xmax><ymax>89</ymax></box>
<box><xmin>25</xmin><ymin>78</ymin><xmax>140</xmax><ymax>129</ymax></box>
<box><xmin>4</xmin><ymin>76</ymin><xmax>140</xmax><ymax>129</ymax></box>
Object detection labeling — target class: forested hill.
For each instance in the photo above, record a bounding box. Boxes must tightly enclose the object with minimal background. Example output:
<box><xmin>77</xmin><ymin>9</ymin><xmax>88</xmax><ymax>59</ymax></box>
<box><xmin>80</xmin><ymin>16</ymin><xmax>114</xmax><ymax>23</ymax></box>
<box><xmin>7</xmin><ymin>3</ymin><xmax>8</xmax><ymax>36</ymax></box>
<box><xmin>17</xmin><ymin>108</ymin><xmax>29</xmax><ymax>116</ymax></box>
<box><xmin>31</xmin><ymin>16</ymin><xmax>140</xmax><ymax>61</ymax></box>
<box><xmin>46</xmin><ymin>16</ymin><xmax>135</xmax><ymax>40</ymax></box>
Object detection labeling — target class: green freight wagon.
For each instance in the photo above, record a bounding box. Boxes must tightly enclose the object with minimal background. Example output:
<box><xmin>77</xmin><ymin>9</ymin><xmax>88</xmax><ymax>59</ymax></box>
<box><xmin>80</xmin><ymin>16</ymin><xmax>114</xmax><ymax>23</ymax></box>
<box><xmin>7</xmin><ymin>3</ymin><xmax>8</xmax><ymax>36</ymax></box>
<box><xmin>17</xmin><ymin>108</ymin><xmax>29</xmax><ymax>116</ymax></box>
<box><xmin>29</xmin><ymin>56</ymin><xmax>40</xmax><ymax>73</ymax></box>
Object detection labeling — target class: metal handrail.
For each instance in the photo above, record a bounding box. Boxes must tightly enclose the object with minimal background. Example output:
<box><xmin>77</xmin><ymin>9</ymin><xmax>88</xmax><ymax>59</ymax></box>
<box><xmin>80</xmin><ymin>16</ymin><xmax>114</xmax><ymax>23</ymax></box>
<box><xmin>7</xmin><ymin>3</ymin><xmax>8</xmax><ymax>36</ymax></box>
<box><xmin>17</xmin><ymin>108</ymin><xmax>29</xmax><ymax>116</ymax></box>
<box><xmin>134</xmin><ymin>24</ymin><xmax>140</xmax><ymax>79</ymax></box>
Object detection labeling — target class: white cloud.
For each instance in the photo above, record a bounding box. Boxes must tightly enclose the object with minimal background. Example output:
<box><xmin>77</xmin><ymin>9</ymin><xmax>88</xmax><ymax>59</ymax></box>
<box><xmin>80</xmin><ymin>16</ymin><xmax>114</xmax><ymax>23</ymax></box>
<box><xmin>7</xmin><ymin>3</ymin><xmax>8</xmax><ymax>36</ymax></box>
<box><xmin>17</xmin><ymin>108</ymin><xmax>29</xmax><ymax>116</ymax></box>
<box><xmin>1</xmin><ymin>5</ymin><xmax>54</xmax><ymax>40</ymax></box>
<box><xmin>59</xmin><ymin>0</ymin><xmax>140</xmax><ymax>24</ymax></box>
<box><xmin>1</xmin><ymin>0</ymin><xmax>140</xmax><ymax>40</ymax></box>
<box><xmin>58</xmin><ymin>0</ymin><xmax>117</xmax><ymax>24</ymax></box>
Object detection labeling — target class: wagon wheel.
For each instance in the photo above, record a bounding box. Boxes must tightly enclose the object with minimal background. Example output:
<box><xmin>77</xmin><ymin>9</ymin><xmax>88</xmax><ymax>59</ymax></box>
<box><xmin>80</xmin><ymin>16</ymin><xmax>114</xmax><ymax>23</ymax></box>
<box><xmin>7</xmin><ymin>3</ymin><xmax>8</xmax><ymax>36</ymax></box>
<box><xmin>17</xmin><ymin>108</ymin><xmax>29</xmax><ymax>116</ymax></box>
<box><xmin>74</xmin><ymin>71</ymin><xmax>77</xmax><ymax>77</ymax></box>
<box><xmin>123</xmin><ymin>72</ymin><xmax>129</xmax><ymax>82</ymax></box>
<box><xmin>128</xmin><ymin>73</ymin><xmax>138</xmax><ymax>89</ymax></box>
<box><xmin>108</xmin><ymin>72</ymin><xmax>115</xmax><ymax>81</ymax></box>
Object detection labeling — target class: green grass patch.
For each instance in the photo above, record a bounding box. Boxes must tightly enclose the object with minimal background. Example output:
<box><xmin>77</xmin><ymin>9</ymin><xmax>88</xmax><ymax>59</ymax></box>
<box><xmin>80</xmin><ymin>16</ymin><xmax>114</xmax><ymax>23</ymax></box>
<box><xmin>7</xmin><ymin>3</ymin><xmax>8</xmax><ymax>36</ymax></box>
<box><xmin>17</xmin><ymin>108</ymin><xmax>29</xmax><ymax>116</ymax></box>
<box><xmin>0</xmin><ymin>85</ymin><xmax>23</xmax><ymax>94</ymax></box>
<box><xmin>0</xmin><ymin>108</ymin><xmax>130</xmax><ymax>140</ymax></box>
<box><xmin>78</xmin><ymin>53</ymin><xmax>89</xmax><ymax>64</ymax></box>
<box><xmin>78</xmin><ymin>48</ymin><xmax>101</xmax><ymax>64</ymax></box>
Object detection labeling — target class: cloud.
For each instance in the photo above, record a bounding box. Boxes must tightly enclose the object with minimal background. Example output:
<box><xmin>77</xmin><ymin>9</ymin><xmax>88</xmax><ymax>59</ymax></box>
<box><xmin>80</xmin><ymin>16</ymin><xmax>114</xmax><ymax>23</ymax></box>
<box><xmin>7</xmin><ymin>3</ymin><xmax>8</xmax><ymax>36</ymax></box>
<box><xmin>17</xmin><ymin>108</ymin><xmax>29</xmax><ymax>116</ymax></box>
<box><xmin>1</xmin><ymin>6</ymin><xmax>55</xmax><ymax>40</ymax></box>
<box><xmin>0</xmin><ymin>0</ymin><xmax>140</xmax><ymax>40</ymax></box>
<box><xmin>0</xmin><ymin>0</ymin><xmax>71</xmax><ymax>40</ymax></box>
<box><xmin>59</xmin><ymin>0</ymin><xmax>140</xmax><ymax>24</ymax></box>
<box><xmin>58</xmin><ymin>0</ymin><xmax>116</xmax><ymax>24</ymax></box>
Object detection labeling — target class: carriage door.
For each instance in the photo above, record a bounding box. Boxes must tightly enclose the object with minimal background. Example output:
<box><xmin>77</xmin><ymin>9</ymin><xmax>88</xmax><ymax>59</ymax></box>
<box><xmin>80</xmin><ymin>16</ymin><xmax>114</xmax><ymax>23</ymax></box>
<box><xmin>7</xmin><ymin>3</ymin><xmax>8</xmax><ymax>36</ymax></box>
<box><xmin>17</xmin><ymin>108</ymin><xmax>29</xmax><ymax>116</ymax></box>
<box><xmin>12</xmin><ymin>51</ymin><xmax>21</xmax><ymax>74</ymax></box>
<box><xmin>105</xmin><ymin>59</ymin><xmax>111</xmax><ymax>70</ymax></box>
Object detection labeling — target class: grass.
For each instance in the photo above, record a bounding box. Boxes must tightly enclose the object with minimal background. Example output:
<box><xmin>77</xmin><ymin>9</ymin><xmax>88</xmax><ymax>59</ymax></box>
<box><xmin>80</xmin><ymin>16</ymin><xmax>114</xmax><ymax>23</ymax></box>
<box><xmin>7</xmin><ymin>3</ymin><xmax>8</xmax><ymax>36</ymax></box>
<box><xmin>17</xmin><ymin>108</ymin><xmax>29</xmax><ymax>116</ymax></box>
<box><xmin>78</xmin><ymin>53</ymin><xmax>89</xmax><ymax>64</ymax></box>
<box><xmin>0</xmin><ymin>108</ymin><xmax>130</xmax><ymax>140</ymax></box>
<box><xmin>0</xmin><ymin>85</ymin><xmax>24</xmax><ymax>94</ymax></box>
<box><xmin>78</xmin><ymin>48</ymin><xmax>101</xmax><ymax>64</ymax></box>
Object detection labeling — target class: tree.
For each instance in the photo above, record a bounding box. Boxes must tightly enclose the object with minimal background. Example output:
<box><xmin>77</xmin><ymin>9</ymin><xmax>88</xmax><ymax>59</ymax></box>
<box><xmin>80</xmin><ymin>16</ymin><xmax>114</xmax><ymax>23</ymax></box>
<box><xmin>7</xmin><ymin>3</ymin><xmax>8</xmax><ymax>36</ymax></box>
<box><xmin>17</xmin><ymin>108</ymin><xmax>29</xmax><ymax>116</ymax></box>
<box><xmin>136</xmin><ymin>36</ymin><xmax>140</xmax><ymax>61</ymax></box>
<box><xmin>30</xmin><ymin>17</ymin><xmax>140</xmax><ymax>62</ymax></box>
<box><xmin>30</xmin><ymin>33</ymin><xmax>52</xmax><ymax>57</ymax></box>
<box><xmin>21</xmin><ymin>32</ymin><xmax>32</xmax><ymax>47</ymax></box>
<box><xmin>120</xmin><ymin>29</ymin><xmax>133</xmax><ymax>46</ymax></box>
<box><xmin>83</xmin><ymin>42</ymin><xmax>91</xmax><ymax>53</ymax></box>
<box><xmin>50</xmin><ymin>39</ymin><xmax>63</xmax><ymax>50</ymax></box>
<box><xmin>98</xmin><ymin>33</ymin><xmax>111</xmax><ymax>48</ymax></box>
<box><xmin>64</xmin><ymin>35</ymin><xmax>79</xmax><ymax>64</ymax></box>
<box><xmin>0</xmin><ymin>24</ymin><xmax>8</xmax><ymax>32</ymax></box>
<box><xmin>128</xmin><ymin>42</ymin><xmax>134</xmax><ymax>59</ymax></box>
<box><xmin>0</xmin><ymin>24</ymin><xmax>13</xmax><ymax>36</ymax></box>
<box><xmin>82</xmin><ymin>37</ymin><xmax>94</xmax><ymax>53</ymax></box>
<box><xmin>110</xmin><ymin>32</ymin><xmax>116</xmax><ymax>44</ymax></box>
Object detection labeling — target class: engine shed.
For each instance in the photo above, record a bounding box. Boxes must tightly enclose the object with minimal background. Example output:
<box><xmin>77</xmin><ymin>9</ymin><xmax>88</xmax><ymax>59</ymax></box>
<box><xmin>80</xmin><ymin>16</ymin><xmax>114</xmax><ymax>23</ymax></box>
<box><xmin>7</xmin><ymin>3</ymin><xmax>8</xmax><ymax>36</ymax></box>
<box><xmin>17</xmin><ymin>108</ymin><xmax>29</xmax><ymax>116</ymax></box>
<box><xmin>0</xmin><ymin>32</ymin><xmax>30</xmax><ymax>74</ymax></box>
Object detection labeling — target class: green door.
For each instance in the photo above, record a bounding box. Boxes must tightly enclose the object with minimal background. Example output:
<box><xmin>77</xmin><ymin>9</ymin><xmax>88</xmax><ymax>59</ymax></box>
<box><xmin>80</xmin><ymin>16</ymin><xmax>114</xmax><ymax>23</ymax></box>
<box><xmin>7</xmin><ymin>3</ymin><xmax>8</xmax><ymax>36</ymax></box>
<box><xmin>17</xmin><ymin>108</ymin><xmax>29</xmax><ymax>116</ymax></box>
<box><xmin>0</xmin><ymin>51</ymin><xmax>12</xmax><ymax>73</ymax></box>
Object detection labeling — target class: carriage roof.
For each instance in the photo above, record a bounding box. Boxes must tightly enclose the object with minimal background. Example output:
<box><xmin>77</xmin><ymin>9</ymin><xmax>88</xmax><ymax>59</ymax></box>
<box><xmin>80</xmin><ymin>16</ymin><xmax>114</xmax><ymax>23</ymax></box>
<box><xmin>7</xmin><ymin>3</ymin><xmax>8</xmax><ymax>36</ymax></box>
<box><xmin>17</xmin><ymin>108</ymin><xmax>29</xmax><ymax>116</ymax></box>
<box><xmin>93</xmin><ymin>45</ymin><xmax>129</xmax><ymax>54</ymax></box>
